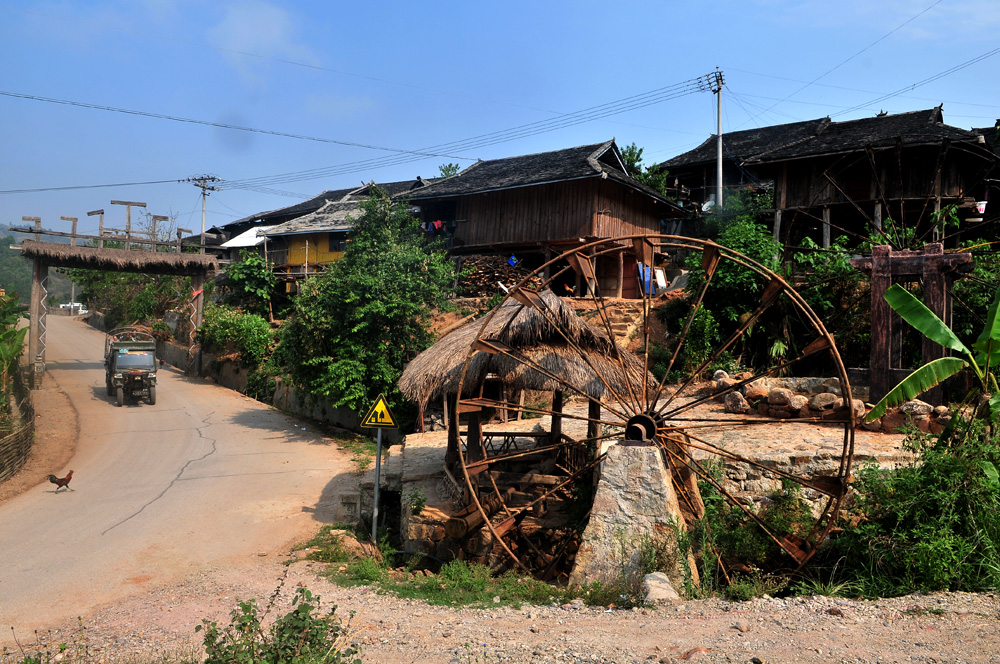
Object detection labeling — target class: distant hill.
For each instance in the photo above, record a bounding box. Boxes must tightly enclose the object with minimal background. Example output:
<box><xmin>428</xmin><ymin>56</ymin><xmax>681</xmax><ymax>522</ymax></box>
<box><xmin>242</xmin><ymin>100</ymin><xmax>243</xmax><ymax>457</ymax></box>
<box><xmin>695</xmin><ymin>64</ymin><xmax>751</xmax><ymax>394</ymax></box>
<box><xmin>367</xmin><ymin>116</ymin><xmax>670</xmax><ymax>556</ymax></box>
<box><xmin>0</xmin><ymin>223</ymin><xmax>72</xmax><ymax>245</ymax></box>
<box><xmin>1</xmin><ymin>230</ymin><xmax>76</xmax><ymax>303</ymax></box>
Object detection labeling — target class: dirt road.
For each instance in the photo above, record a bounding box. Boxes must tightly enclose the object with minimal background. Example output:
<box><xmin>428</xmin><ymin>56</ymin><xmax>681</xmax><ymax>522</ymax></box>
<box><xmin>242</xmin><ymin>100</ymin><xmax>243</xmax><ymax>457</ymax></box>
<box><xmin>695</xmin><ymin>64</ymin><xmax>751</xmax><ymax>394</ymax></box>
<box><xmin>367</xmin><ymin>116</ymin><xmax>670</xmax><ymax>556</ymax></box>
<box><xmin>0</xmin><ymin>316</ymin><xmax>354</xmax><ymax>630</ymax></box>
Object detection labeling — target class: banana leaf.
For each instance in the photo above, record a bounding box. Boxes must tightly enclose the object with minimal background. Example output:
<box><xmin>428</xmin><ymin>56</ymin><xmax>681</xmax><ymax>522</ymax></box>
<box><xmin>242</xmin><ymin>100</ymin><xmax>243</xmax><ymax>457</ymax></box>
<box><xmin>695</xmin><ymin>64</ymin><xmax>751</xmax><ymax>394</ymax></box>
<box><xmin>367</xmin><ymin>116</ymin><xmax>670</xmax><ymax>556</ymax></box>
<box><xmin>885</xmin><ymin>284</ymin><xmax>969</xmax><ymax>355</ymax></box>
<box><xmin>865</xmin><ymin>356</ymin><xmax>968</xmax><ymax>422</ymax></box>
<box><xmin>973</xmin><ymin>286</ymin><xmax>1000</xmax><ymax>368</ymax></box>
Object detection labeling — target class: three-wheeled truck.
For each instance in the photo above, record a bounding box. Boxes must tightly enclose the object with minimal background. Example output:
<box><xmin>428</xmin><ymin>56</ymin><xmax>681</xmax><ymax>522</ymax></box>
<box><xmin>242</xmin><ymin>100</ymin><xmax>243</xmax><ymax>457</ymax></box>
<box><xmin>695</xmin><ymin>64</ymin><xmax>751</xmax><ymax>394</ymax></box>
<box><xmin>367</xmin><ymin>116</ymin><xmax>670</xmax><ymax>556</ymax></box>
<box><xmin>104</xmin><ymin>327</ymin><xmax>158</xmax><ymax>407</ymax></box>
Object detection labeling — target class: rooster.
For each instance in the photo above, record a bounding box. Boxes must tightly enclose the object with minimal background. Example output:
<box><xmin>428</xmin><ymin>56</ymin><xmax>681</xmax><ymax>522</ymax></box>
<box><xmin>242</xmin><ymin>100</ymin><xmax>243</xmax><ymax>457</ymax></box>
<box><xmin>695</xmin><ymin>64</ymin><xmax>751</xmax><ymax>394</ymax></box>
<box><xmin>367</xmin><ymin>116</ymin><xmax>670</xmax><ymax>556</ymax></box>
<box><xmin>46</xmin><ymin>470</ymin><xmax>73</xmax><ymax>492</ymax></box>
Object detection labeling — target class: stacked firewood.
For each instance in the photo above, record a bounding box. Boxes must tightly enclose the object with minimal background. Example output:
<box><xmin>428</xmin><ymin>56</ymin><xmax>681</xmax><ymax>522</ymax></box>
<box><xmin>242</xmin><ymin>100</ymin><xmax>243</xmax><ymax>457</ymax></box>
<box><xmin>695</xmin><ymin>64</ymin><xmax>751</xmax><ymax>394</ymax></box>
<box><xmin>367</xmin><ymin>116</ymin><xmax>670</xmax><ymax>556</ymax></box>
<box><xmin>457</xmin><ymin>254</ymin><xmax>542</xmax><ymax>297</ymax></box>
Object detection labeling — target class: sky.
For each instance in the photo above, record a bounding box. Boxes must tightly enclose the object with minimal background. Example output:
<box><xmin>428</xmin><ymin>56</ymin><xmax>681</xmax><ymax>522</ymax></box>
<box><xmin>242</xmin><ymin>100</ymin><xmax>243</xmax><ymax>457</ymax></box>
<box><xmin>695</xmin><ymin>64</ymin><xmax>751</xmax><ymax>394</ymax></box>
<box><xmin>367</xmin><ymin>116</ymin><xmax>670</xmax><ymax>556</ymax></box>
<box><xmin>2</xmin><ymin>0</ymin><xmax>1000</xmax><ymax>239</ymax></box>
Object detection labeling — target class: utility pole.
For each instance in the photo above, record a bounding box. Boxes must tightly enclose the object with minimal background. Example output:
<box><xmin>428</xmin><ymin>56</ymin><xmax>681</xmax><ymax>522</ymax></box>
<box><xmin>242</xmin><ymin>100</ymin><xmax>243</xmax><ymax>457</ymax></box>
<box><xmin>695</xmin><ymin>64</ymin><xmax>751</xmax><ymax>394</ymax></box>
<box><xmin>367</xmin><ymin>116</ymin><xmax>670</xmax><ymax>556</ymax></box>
<box><xmin>188</xmin><ymin>175</ymin><xmax>220</xmax><ymax>255</ymax></box>
<box><xmin>111</xmin><ymin>200</ymin><xmax>147</xmax><ymax>250</ymax></box>
<box><xmin>709</xmin><ymin>69</ymin><xmax>725</xmax><ymax>212</ymax></box>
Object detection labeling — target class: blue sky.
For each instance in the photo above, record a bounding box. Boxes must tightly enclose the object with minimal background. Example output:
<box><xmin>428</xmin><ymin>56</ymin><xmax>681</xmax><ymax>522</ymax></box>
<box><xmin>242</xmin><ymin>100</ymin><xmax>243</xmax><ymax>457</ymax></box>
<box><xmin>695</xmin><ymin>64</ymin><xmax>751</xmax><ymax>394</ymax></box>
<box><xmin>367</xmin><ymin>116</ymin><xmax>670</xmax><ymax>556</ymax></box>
<box><xmin>2</xmin><ymin>0</ymin><xmax>999</xmax><ymax>237</ymax></box>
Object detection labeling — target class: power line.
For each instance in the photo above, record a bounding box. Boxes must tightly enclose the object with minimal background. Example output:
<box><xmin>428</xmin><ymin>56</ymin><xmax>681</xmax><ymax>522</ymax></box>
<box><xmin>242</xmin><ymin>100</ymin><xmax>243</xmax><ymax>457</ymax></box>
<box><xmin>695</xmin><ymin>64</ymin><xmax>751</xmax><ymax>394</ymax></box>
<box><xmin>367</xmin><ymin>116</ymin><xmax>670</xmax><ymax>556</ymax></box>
<box><xmin>831</xmin><ymin>46</ymin><xmax>1000</xmax><ymax>118</ymax></box>
<box><xmin>220</xmin><ymin>76</ymin><xmax>713</xmax><ymax>190</ymax></box>
<box><xmin>741</xmin><ymin>0</ymin><xmax>944</xmax><ymax>126</ymax></box>
<box><xmin>0</xmin><ymin>178</ymin><xmax>181</xmax><ymax>194</ymax></box>
<box><xmin>0</xmin><ymin>89</ymin><xmax>472</xmax><ymax>160</ymax></box>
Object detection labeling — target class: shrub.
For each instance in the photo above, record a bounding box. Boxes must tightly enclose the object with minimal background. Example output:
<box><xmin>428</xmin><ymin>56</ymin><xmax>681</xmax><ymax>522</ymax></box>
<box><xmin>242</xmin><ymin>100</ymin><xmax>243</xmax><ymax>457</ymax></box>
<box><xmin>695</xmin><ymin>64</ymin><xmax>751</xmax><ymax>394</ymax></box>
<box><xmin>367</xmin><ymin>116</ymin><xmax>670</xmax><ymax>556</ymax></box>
<box><xmin>198</xmin><ymin>304</ymin><xmax>274</xmax><ymax>368</ymax></box>
<box><xmin>822</xmin><ymin>422</ymin><xmax>1000</xmax><ymax>596</ymax></box>
<box><xmin>197</xmin><ymin>584</ymin><xmax>361</xmax><ymax>664</ymax></box>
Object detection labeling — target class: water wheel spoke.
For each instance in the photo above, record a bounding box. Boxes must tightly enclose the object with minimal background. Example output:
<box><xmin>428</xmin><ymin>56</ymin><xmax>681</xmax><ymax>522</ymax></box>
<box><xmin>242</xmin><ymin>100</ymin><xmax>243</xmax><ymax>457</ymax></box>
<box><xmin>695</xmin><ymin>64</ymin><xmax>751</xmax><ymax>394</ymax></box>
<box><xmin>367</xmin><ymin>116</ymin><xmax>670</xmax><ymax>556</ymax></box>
<box><xmin>505</xmin><ymin>284</ymin><xmax>640</xmax><ymax>415</ymax></box>
<box><xmin>573</xmin><ymin>250</ymin><xmax>644</xmax><ymax>414</ymax></box>
<box><xmin>657</xmin><ymin>278</ymin><xmax>791</xmax><ymax>416</ymax></box>
<box><xmin>649</xmin><ymin>244</ymin><xmax>725</xmax><ymax>406</ymax></box>
<box><xmin>462</xmin><ymin>340</ymin><xmax>633</xmax><ymax>423</ymax></box>
<box><xmin>680</xmin><ymin>452</ymin><xmax>813</xmax><ymax>567</ymax></box>
<box><xmin>462</xmin><ymin>439</ymin><xmax>591</xmax><ymax>475</ymax></box>
<box><xmin>458</xmin><ymin>396</ymin><xmax>628</xmax><ymax>434</ymax></box>
<box><xmin>655</xmin><ymin>335</ymin><xmax>837</xmax><ymax>422</ymax></box>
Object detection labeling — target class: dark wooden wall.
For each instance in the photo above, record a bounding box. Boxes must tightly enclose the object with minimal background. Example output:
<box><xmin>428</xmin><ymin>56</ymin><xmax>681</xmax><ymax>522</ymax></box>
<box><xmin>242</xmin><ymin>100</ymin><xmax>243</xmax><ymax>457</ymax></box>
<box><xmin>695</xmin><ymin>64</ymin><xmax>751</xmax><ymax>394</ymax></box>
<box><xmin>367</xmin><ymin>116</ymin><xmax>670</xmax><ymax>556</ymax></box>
<box><xmin>451</xmin><ymin>179</ymin><xmax>668</xmax><ymax>248</ymax></box>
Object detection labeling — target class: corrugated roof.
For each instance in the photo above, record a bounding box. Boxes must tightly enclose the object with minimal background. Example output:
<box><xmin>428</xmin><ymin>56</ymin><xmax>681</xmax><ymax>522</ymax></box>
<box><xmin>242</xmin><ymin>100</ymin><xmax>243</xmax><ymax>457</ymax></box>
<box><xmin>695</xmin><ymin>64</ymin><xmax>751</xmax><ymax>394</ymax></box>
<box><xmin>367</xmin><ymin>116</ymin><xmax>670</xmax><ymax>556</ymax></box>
<box><xmin>219</xmin><ymin>225</ymin><xmax>277</xmax><ymax>248</ymax></box>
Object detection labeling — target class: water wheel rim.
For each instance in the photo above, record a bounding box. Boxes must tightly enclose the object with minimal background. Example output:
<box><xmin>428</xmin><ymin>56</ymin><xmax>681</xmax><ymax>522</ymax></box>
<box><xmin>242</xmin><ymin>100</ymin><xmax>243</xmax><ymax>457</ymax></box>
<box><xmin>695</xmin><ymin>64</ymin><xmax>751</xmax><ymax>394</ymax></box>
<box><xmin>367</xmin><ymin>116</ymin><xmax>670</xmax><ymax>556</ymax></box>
<box><xmin>454</xmin><ymin>234</ymin><xmax>856</xmax><ymax>577</ymax></box>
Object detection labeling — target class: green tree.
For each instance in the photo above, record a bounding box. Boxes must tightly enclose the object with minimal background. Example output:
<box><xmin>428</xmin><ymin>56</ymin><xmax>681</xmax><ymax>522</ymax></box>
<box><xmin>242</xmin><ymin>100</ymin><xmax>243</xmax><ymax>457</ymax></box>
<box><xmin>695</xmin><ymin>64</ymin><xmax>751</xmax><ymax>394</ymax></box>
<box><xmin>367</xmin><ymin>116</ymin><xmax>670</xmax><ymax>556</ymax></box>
<box><xmin>225</xmin><ymin>250</ymin><xmax>277</xmax><ymax>319</ymax></box>
<box><xmin>619</xmin><ymin>142</ymin><xmax>671</xmax><ymax>199</ymax></box>
<box><xmin>438</xmin><ymin>162</ymin><xmax>460</xmax><ymax>177</ymax></box>
<box><xmin>277</xmin><ymin>189</ymin><xmax>456</xmax><ymax>412</ymax></box>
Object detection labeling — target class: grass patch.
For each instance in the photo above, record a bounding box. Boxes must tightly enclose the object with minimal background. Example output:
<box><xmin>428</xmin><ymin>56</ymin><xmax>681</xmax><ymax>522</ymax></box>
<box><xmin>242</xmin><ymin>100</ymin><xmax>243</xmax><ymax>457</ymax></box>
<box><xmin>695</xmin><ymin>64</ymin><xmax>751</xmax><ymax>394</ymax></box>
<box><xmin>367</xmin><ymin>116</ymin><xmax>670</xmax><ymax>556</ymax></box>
<box><xmin>293</xmin><ymin>524</ymin><xmax>360</xmax><ymax>564</ymax></box>
<box><xmin>328</xmin><ymin>429</ymin><xmax>385</xmax><ymax>472</ymax></box>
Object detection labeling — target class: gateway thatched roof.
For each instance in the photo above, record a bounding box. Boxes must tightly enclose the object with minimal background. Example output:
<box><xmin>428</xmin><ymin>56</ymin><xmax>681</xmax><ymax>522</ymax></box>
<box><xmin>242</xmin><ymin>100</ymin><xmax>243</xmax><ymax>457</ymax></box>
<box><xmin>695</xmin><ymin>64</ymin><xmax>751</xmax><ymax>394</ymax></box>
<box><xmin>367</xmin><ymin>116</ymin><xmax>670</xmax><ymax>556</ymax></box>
<box><xmin>400</xmin><ymin>290</ymin><xmax>652</xmax><ymax>406</ymax></box>
<box><xmin>18</xmin><ymin>241</ymin><xmax>217</xmax><ymax>275</ymax></box>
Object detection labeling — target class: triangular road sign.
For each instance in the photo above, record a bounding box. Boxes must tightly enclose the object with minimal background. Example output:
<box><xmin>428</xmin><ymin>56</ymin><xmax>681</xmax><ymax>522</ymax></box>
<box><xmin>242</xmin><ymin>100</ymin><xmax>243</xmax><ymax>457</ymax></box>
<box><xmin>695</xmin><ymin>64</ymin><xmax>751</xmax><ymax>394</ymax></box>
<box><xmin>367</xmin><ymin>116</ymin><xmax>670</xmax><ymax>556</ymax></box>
<box><xmin>360</xmin><ymin>393</ymin><xmax>397</xmax><ymax>429</ymax></box>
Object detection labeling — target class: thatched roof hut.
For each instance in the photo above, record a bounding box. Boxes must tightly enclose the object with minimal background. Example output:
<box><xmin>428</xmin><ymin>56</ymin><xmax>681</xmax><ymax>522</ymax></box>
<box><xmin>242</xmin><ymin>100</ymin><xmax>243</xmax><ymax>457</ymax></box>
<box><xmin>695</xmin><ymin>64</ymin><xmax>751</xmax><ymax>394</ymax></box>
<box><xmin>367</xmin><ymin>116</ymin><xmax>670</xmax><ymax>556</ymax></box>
<box><xmin>18</xmin><ymin>241</ymin><xmax>217</xmax><ymax>275</ymax></box>
<box><xmin>400</xmin><ymin>290</ymin><xmax>651</xmax><ymax>406</ymax></box>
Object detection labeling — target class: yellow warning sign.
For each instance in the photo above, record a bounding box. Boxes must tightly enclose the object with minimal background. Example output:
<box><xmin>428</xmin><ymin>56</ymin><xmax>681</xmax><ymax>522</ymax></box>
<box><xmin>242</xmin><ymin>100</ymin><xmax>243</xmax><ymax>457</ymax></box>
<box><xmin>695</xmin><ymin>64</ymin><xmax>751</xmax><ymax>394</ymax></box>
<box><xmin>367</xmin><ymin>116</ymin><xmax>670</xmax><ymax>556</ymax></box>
<box><xmin>360</xmin><ymin>393</ymin><xmax>397</xmax><ymax>429</ymax></box>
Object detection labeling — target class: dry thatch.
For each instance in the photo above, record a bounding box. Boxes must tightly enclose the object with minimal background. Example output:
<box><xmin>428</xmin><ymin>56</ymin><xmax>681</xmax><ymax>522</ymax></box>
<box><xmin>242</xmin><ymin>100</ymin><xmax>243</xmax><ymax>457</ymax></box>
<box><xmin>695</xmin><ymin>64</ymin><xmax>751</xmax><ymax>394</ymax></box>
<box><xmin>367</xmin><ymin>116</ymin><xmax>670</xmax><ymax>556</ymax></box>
<box><xmin>400</xmin><ymin>290</ymin><xmax>652</xmax><ymax>406</ymax></box>
<box><xmin>18</xmin><ymin>241</ymin><xmax>217</xmax><ymax>275</ymax></box>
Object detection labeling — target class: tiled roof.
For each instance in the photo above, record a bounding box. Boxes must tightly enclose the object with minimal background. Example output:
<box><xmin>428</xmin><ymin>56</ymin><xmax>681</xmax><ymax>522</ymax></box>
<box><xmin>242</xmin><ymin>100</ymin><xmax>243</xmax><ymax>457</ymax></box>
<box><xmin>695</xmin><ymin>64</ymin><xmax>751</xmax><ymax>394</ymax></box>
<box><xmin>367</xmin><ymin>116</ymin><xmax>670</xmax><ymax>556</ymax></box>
<box><xmin>265</xmin><ymin>201</ymin><xmax>358</xmax><ymax>237</ymax></box>
<box><xmin>404</xmin><ymin>140</ymin><xmax>676</xmax><ymax>205</ymax></box>
<box><xmin>661</xmin><ymin>107</ymin><xmax>990</xmax><ymax>168</ymax></box>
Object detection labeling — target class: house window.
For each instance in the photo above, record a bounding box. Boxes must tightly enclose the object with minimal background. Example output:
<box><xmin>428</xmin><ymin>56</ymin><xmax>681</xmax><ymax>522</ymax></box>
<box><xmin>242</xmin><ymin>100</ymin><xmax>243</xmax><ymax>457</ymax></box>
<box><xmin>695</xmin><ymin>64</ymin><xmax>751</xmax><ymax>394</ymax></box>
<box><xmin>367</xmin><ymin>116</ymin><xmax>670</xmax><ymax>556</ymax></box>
<box><xmin>329</xmin><ymin>233</ymin><xmax>347</xmax><ymax>252</ymax></box>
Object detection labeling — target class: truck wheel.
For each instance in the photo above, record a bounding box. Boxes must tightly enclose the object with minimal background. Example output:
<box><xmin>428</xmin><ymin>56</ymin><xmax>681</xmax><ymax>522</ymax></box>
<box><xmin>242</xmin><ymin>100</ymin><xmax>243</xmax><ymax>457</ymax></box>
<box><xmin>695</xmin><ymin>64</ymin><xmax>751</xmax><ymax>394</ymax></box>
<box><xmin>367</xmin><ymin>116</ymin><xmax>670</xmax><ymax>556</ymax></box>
<box><xmin>148</xmin><ymin>385</ymin><xmax>156</xmax><ymax>405</ymax></box>
<box><xmin>116</xmin><ymin>387</ymin><xmax>124</xmax><ymax>407</ymax></box>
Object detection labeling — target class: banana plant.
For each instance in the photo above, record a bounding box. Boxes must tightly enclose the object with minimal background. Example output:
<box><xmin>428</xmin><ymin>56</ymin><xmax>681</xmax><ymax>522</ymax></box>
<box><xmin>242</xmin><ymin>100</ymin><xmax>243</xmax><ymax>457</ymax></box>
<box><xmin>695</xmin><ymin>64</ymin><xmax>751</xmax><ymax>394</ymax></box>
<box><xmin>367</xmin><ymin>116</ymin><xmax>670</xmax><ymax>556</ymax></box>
<box><xmin>865</xmin><ymin>283</ymin><xmax>1000</xmax><ymax>422</ymax></box>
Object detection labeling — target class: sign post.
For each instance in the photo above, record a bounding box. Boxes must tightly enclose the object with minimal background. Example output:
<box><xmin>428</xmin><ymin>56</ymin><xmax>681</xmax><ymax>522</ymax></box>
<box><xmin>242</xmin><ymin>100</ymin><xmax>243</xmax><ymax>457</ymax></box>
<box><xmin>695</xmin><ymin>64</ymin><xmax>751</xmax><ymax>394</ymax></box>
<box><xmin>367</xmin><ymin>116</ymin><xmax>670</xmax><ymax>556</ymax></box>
<box><xmin>360</xmin><ymin>393</ymin><xmax>397</xmax><ymax>542</ymax></box>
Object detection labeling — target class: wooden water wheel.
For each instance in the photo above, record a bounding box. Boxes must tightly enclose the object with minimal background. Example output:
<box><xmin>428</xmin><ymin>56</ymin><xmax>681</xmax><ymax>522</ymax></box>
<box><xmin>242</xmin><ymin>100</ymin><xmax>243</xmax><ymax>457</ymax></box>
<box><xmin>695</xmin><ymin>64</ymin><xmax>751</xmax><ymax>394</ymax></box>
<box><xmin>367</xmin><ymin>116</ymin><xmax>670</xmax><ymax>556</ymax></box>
<box><xmin>452</xmin><ymin>235</ymin><xmax>856</xmax><ymax>582</ymax></box>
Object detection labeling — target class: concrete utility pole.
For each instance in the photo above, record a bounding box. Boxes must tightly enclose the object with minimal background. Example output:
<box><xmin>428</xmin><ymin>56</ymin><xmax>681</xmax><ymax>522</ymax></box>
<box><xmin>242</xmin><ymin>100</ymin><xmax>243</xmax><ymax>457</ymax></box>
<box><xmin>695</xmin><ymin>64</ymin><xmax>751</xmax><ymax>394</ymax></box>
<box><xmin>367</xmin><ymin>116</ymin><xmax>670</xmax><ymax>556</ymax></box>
<box><xmin>111</xmin><ymin>200</ymin><xmax>147</xmax><ymax>250</ymax></box>
<box><xmin>710</xmin><ymin>69</ymin><xmax>725</xmax><ymax>212</ymax></box>
<box><xmin>188</xmin><ymin>175</ymin><xmax>220</xmax><ymax>255</ymax></box>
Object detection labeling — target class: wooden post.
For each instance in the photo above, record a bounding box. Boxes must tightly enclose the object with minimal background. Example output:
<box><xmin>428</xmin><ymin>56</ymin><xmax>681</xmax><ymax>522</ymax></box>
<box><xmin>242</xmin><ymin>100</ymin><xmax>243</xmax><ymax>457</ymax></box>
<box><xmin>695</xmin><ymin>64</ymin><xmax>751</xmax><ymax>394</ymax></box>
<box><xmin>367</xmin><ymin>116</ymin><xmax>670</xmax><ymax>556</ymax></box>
<box><xmin>922</xmin><ymin>243</ymin><xmax>946</xmax><ymax>404</ymax></box>
<box><xmin>616</xmin><ymin>249</ymin><xmax>624</xmax><ymax>298</ymax></box>
<box><xmin>773</xmin><ymin>209</ymin><xmax>782</xmax><ymax>241</ymax></box>
<box><xmin>445</xmin><ymin>395</ymin><xmax>459</xmax><ymax>468</ymax></box>
<box><xmin>822</xmin><ymin>207</ymin><xmax>831</xmax><ymax>248</ymax></box>
<box><xmin>869</xmin><ymin>245</ymin><xmax>892</xmax><ymax>403</ymax></box>
<box><xmin>87</xmin><ymin>210</ymin><xmax>105</xmax><ymax>249</ymax></box>
<box><xmin>28</xmin><ymin>259</ymin><xmax>48</xmax><ymax>389</ymax></box>
<box><xmin>551</xmin><ymin>390</ymin><xmax>564</xmax><ymax>443</ymax></box>
<box><xmin>23</xmin><ymin>216</ymin><xmax>40</xmax><ymax>242</ymax></box>
<box><xmin>873</xmin><ymin>203</ymin><xmax>882</xmax><ymax>231</ymax></box>
<box><xmin>111</xmin><ymin>200</ymin><xmax>147</xmax><ymax>251</ymax></box>
<box><xmin>587</xmin><ymin>399</ymin><xmax>601</xmax><ymax>444</ymax></box>
<box><xmin>467</xmin><ymin>411</ymin><xmax>484</xmax><ymax>462</ymax></box>
<box><xmin>61</xmin><ymin>216</ymin><xmax>78</xmax><ymax>247</ymax></box>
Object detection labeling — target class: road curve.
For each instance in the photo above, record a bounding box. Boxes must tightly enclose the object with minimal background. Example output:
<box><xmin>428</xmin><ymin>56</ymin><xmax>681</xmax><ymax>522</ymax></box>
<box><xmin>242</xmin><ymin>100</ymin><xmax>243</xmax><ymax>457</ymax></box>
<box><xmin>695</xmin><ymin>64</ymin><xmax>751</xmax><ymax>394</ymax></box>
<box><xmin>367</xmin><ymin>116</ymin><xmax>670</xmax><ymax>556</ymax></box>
<box><xmin>0</xmin><ymin>316</ymin><xmax>352</xmax><ymax>630</ymax></box>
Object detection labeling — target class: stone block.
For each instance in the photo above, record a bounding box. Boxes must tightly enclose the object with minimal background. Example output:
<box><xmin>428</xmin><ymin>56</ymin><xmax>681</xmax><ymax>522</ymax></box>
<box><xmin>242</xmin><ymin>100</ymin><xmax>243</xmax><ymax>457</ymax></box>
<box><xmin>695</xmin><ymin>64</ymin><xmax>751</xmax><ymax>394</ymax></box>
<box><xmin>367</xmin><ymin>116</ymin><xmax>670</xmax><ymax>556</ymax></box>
<box><xmin>642</xmin><ymin>572</ymin><xmax>681</xmax><ymax>605</ymax></box>
<box><xmin>809</xmin><ymin>392</ymin><xmax>838</xmax><ymax>410</ymax></box>
<box><xmin>901</xmin><ymin>399</ymin><xmax>933</xmax><ymax>416</ymax></box>
<box><xmin>861</xmin><ymin>418</ymin><xmax>882</xmax><ymax>432</ymax></box>
<box><xmin>769</xmin><ymin>407</ymin><xmax>792</xmax><ymax>420</ymax></box>
<box><xmin>933</xmin><ymin>405</ymin><xmax>951</xmax><ymax>418</ymax></box>
<box><xmin>788</xmin><ymin>395</ymin><xmax>808</xmax><ymax>411</ymax></box>
<box><xmin>724</xmin><ymin>391</ymin><xmax>750</xmax><ymax>414</ymax></box>
<box><xmin>569</xmin><ymin>445</ymin><xmax>696</xmax><ymax>589</ymax></box>
<box><xmin>745</xmin><ymin>386</ymin><xmax>768</xmax><ymax>403</ymax></box>
<box><xmin>882</xmin><ymin>411</ymin><xmax>907</xmax><ymax>433</ymax></box>
<box><xmin>914</xmin><ymin>415</ymin><xmax>932</xmax><ymax>433</ymax></box>
<box><xmin>768</xmin><ymin>387</ymin><xmax>792</xmax><ymax>406</ymax></box>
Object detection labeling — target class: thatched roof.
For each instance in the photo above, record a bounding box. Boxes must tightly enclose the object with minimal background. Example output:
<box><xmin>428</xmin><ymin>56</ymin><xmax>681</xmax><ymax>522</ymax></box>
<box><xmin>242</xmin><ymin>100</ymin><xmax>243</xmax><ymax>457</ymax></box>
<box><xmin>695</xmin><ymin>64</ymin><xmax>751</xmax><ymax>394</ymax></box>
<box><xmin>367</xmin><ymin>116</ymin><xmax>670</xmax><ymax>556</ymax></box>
<box><xmin>400</xmin><ymin>290</ymin><xmax>653</xmax><ymax>406</ymax></box>
<box><xmin>18</xmin><ymin>241</ymin><xmax>217</xmax><ymax>275</ymax></box>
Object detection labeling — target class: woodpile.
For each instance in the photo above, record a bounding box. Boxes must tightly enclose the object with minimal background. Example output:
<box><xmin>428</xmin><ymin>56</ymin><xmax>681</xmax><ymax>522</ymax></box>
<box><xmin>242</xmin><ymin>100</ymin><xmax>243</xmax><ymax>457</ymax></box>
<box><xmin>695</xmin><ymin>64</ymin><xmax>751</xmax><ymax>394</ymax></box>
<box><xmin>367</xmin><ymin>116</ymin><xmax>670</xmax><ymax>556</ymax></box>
<box><xmin>456</xmin><ymin>254</ymin><xmax>542</xmax><ymax>298</ymax></box>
